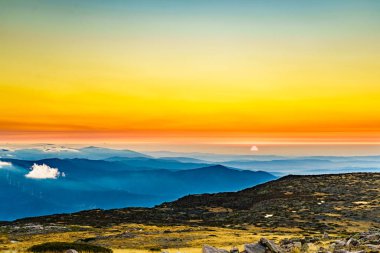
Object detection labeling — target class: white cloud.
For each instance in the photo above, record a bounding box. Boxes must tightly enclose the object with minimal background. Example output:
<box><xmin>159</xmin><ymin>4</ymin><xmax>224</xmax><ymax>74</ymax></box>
<box><xmin>0</xmin><ymin>161</ymin><xmax>12</xmax><ymax>168</ymax></box>
<box><xmin>25</xmin><ymin>163</ymin><xmax>63</xmax><ymax>179</ymax></box>
<box><xmin>250</xmin><ymin>145</ymin><xmax>259</xmax><ymax>151</ymax></box>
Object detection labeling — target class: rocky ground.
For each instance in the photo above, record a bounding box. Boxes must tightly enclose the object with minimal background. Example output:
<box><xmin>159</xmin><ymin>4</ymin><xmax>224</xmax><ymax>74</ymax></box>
<box><xmin>203</xmin><ymin>230</ymin><xmax>380</xmax><ymax>253</ymax></box>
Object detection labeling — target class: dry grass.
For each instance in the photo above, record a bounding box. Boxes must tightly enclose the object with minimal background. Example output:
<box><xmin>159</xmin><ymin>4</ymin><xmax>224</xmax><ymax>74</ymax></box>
<box><xmin>0</xmin><ymin>223</ymin><xmax>310</xmax><ymax>252</ymax></box>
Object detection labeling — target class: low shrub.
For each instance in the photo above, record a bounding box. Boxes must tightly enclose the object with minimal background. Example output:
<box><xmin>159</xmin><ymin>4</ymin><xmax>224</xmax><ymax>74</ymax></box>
<box><xmin>27</xmin><ymin>242</ymin><xmax>112</xmax><ymax>253</ymax></box>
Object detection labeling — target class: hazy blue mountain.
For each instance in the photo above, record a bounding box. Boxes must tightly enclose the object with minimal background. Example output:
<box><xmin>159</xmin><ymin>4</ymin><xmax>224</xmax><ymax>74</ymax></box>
<box><xmin>157</xmin><ymin>157</ymin><xmax>209</xmax><ymax>163</ymax></box>
<box><xmin>78</xmin><ymin>146</ymin><xmax>150</xmax><ymax>159</ymax></box>
<box><xmin>221</xmin><ymin>158</ymin><xmax>380</xmax><ymax>174</ymax></box>
<box><xmin>0</xmin><ymin>158</ymin><xmax>275</xmax><ymax>221</ymax></box>
<box><xmin>0</xmin><ymin>146</ymin><xmax>149</xmax><ymax>160</ymax></box>
<box><xmin>104</xmin><ymin>156</ymin><xmax>212</xmax><ymax>170</ymax></box>
<box><xmin>147</xmin><ymin>151</ymin><xmax>380</xmax><ymax>169</ymax></box>
<box><xmin>147</xmin><ymin>151</ymin><xmax>287</xmax><ymax>162</ymax></box>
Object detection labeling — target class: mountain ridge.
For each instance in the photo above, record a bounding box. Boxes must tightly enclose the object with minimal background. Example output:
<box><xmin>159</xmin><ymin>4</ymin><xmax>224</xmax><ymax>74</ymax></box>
<box><xmin>0</xmin><ymin>159</ymin><xmax>275</xmax><ymax>221</ymax></box>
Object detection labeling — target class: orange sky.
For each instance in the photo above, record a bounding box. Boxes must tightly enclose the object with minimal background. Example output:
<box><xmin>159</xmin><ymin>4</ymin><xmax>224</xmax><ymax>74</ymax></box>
<box><xmin>1</xmin><ymin>1</ymin><xmax>380</xmax><ymax>145</ymax></box>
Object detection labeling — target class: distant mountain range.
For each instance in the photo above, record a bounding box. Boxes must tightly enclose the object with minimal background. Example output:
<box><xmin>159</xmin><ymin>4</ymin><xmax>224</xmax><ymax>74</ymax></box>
<box><xmin>1</xmin><ymin>145</ymin><xmax>380</xmax><ymax>221</ymax></box>
<box><xmin>0</xmin><ymin>155</ymin><xmax>275</xmax><ymax>221</ymax></box>
<box><xmin>0</xmin><ymin>146</ymin><xmax>149</xmax><ymax>160</ymax></box>
<box><xmin>2</xmin><ymin>145</ymin><xmax>380</xmax><ymax>174</ymax></box>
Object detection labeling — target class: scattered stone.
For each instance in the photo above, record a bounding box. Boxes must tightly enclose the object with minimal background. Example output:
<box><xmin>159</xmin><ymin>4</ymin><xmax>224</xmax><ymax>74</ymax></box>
<box><xmin>204</xmin><ymin>230</ymin><xmax>380</xmax><ymax>253</ymax></box>
<box><xmin>345</xmin><ymin>238</ymin><xmax>359</xmax><ymax>247</ymax></box>
<box><xmin>363</xmin><ymin>244</ymin><xmax>380</xmax><ymax>250</ymax></box>
<box><xmin>333</xmin><ymin>240</ymin><xmax>346</xmax><ymax>248</ymax></box>
<box><xmin>244</xmin><ymin>243</ymin><xmax>266</xmax><ymax>253</ymax></box>
<box><xmin>65</xmin><ymin>250</ymin><xmax>78</xmax><ymax>253</ymax></box>
<box><xmin>203</xmin><ymin>245</ymin><xmax>229</xmax><ymax>253</ymax></box>
<box><xmin>116</xmin><ymin>232</ymin><xmax>136</xmax><ymax>238</ymax></box>
<box><xmin>293</xmin><ymin>242</ymin><xmax>302</xmax><ymax>249</ymax></box>
<box><xmin>259</xmin><ymin>238</ymin><xmax>283</xmax><ymax>253</ymax></box>
<box><xmin>230</xmin><ymin>246</ymin><xmax>239</xmax><ymax>253</ymax></box>
<box><xmin>333</xmin><ymin>250</ymin><xmax>349</xmax><ymax>253</ymax></box>
<box><xmin>364</xmin><ymin>233</ymin><xmax>380</xmax><ymax>241</ymax></box>
<box><xmin>334</xmin><ymin>251</ymin><xmax>364</xmax><ymax>253</ymax></box>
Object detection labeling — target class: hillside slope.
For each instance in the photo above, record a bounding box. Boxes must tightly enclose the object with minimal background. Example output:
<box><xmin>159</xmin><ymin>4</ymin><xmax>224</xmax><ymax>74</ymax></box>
<box><xmin>11</xmin><ymin>173</ymin><xmax>380</xmax><ymax>233</ymax></box>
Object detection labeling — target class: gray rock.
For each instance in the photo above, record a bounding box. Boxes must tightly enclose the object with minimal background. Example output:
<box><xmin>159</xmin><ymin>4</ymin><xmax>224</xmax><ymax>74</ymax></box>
<box><xmin>301</xmin><ymin>243</ymin><xmax>309</xmax><ymax>252</ymax></box>
<box><xmin>334</xmin><ymin>251</ymin><xmax>364</xmax><ymax>253</ymax></box>
<box><xmin>280</xmin><ymin>240</ymin><xmax>302</xmax><ymax>253</ymax></box>
<box><xmin>345</xmin><ymin>238</ymin><xmax>359</xmax><ymax>247</ymax></box>
<box><xmin>333</xmin><ymin>240</ymin><xmax>346</xmax><ymax>248</ymax></box>
<box><xmin>203</xmin><ymin>245</ymin><xmax>229</xmax><ymax>253</ymax></box>
<box><xmin>365</xmin><ymin>233</ymin><xmax>380</xmax><ymax>241</ymax></box>
<box><xmin>244</xmin><ymin>243</ymin><xmax>266</xmax><ymax>253</ymax></box>
<box><xmin>259</xmin><ymin>238</ymin><xmax>283</xmax><ymax>253</ymax></box>
<box><xmin>333</xmin><ymin>250</ymin><xmax>349</xmax><ymax>253</ymax></box>
<box><xmin>364</xmin><ymin>244</ymin><xmax>380</xmax><ymax>250</ymax></box>
<box><xmin>323</xmin><ymin>232</ymin><xmax>329</xmax><ymax>240</ymax></box>
<box><xmin>293</xmin><ymin>242</ymin><xmax>302</xmax><ymax>249</ymax></box>
<box><xmin>65</xmin><ymin>250</ymin><xmax>78</xmax><ymax>253</ymax></box>
<box><xmin>230</xmin><ymin>247</ymin><xmax>239</xmax><ymax>253</ymax></box>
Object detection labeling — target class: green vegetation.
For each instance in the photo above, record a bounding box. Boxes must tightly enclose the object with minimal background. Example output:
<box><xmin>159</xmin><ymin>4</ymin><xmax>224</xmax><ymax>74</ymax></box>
<box><xmin>28</xmin><ymin>242</ymin><xmax>112</xmax><ymax>253</ymax></box>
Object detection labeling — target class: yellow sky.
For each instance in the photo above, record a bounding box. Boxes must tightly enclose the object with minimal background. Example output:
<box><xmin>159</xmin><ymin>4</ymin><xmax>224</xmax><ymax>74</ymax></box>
<box><xmin>1</xmin><ymin>1</ymin><xmax>380</xmax><ymax>144</ymax></box>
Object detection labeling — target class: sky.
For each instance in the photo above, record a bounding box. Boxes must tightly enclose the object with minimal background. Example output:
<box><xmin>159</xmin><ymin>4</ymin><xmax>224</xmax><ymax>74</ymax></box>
<box><xmin>1</xmin><ymin>0</ymin><xmax>380</xmax><ymax>152</ymax></box>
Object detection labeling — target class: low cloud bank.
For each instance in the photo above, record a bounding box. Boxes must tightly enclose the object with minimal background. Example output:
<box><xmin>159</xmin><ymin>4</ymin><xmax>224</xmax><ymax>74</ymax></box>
<box><xmin>0</xmin><ymin>161</ymin><xmax>12</xmax><ymax>168</ymax></box>
<box><xmin>25</xmin><ymin>163</ymin><xmax>65</xmax><ymax>179</ymax></box>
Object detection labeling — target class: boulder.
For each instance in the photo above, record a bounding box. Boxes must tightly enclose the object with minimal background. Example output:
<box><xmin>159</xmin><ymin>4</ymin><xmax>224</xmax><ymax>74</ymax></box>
<box><xmin>259</xmin><ymin>238</ymin><xmax>283</xmax><ymax>253</ymax></box>
<box><xmin>333</xmin><ymin>240</ymin><xmax>346</xmax><ymax>248</ymax></box>
<box><xmin>203</xmin><ymin>245</ymin><xmax>229</xmax><ymax>253</ymax></box>
<box><xmin>280</xmin><ymin>240</ymin><xmax>302</xmax><ymax>252</ymax></box>
<box><xmin>65</xmin><ymin>250</ymin><xmax>78</xmax><ymax>253</ymax></box>
<box><xmin>293</xmin><ymin>242</ymin><xmax>302</xmax><ymax>249</ymax></box>
<box><xmin>230</xmin><ymin>247</ymin><xmax>239</xmax><ymax>253</ymax></box>
<box><xmin>345</xmin><ymin>238</ymin><xmax>359</xmax><ymax>247</ymax></box>
<box><xmin>244</xmin><ymin>243</ymin><xmax>266</xmax><ymax>253</ymax></box>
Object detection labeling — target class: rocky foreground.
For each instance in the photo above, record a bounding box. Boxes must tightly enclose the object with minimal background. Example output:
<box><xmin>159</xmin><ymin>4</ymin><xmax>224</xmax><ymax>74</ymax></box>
<box><xmin>203</xmin><ymin>230</ymin><xmax>380</xmax><ymax>253</ymax></box>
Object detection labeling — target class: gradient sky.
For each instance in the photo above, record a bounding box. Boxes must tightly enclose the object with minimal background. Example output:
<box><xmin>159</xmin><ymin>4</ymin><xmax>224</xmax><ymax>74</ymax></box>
<box><xmin>1</xmin><ymin>0</ymin><xmax>380</xmax><ymax>146</ymax></box>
